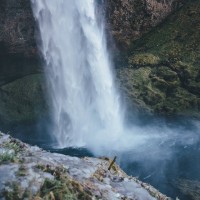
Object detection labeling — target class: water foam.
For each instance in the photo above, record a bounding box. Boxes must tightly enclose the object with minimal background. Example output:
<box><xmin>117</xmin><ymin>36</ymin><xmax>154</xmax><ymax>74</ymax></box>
<box><xmin>31</xmin><ymin>0</ymin><xmax>200</xmax><ymax>156</ymax></box>
<box><xmin>31</xmin><ymin>0</ymin><xmax>124</xmax><ymax>149</ymax></box>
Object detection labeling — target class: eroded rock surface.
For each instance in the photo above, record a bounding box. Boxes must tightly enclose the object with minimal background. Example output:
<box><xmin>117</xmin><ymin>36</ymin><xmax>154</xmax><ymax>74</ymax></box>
<box><xmin>103</xmin><ymin>0</ymin><xmax>186</xmax><ymax>50</ymax></box>
<box><xmin>117</xmin><ymin>0</ymin><xmax>200</xmax><ymax>118</ymax></box>
<box><xmin>0</xmin><ymin>132</ymin><xmax>170</xmax><ymax>200</ymax></box>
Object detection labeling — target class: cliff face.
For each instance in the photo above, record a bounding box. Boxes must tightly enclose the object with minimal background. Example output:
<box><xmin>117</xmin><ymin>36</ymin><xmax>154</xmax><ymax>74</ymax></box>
<box><xmin>0</xmin><ymin>0</ymin><xmax>184</xmax><ymax>66</ymax></box>
<box><xmin>0</xmin><ymin>0</ymin><xmax>197</xmax><ymax>125</ymax></box>
<box><xmin>117</xmin><ymin>0</ymin><xmax>200</xmax><ymax>117</ymax></box>
<box><xmin>0</xmin><ymin>0</ymin><xmax>47</xmax><ymax>127</ymax></box>
<box><xmin>0</xmin><ymin>0</ymin><xmax>36</xmax><ymax>58</ymax></box>
<box><xmin>103</xmin><ymin>0</ymin><xmax>186</xmax><ymax>50</ymax></box>
<box><xmin>0</xmin><ymin>0</ymin><xmax>40</xmax><ymax>86</ymax></box>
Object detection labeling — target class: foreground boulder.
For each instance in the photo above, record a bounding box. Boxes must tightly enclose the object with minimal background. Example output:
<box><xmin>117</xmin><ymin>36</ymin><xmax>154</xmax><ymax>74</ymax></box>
<box><xmin>0</xmin><ymin>132</ymin><xmax>170</xmax><ymax>200</ymax></box>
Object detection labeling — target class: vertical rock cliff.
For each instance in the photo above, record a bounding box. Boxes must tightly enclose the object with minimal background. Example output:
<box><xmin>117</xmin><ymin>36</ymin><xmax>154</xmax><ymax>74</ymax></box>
<box><xmin>0</xmin><ymin>0</ymin><xmax>189</xmax><ymax>125</ymax></box>
<box><xmin>103</xmin><ymin>0</ymin><xmax>186</xmax><ymax>49</ymax></box>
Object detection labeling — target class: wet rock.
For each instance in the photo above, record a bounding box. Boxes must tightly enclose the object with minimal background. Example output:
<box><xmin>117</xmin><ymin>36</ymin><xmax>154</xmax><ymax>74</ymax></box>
<box><xmin>0</xmin><ymin>74</ymin><xmax>48</xmax><ymax>126</ymax></box>
<box><xmin>0</xmin><ymin>132</ymin><xmax>170</xmax><ymax>200</ymax></box>
<box><xmin>118</xmin><ymin>1</ymin><xmax>200</xmax><ymax>118</ymax></box>
<box><xmin>102</xmin><ymin>0</ymin><xmax>186</xmax><ymax>50</ymax></box>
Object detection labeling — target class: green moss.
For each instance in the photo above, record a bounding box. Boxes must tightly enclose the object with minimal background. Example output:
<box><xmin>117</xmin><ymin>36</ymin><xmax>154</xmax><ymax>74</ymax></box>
<box><xmin>0</xmin><ymin>73</ymin><xmax>49</xmax><ymax>125</ymax></box>
<box><xmin>4</xmin><ymin>183</ymin><xmax>31</xmax><ymax>200</ymax></box>
<box><xmin>152</xmin><ymin>66</ymin><xmax>178</xmax><ymax>82</ymax></box>
<box><xmin>38</xmin><ymin>179</ymin><xmax>78</xmax><ymax>200</ymax></box>
<box><xmin>37</xmin><ymin>177</ymin><xmax>93</xmax><ymax>200</ymax></box>
<box><xmin>2</xmin><ymin>141</ymin><xmax>21</xmax><ymax>153</ymax></box>
<box><xmin>118</xmin><ymin>0</ymin><xmax>200</xmax><ymax>117</ymax></box>
<box><xmin>0</xmin><ymin>151</ymin><xmax>15</xmax><ymax>163</ymax></box>
<box><xmin>3</xmin><ymin>182</ymin><xmax>21</xmax><ymax>200</ymax></box>
<box><xmin>16</xmin><ymin>165</ymin><xmax>27</xmax><ymax>176</ymax></box>
<box><xmin>0</xmin><ymin>139</ymin><xmax>24</xmax><ymax>164</ymax></box>
<box><xmin>131</xmin><ymin>1</ymin><xmax>200</xmax><ymax>64</ymax></box>
<box><xmin>129</xmin><ymin>53</ymin><xmax>160</xmax><ymax>66</ymax></box>
<box><xmin>35</xmin><ymin>164</ymin><xmax>93</xmax><ymax>200</ymax></box>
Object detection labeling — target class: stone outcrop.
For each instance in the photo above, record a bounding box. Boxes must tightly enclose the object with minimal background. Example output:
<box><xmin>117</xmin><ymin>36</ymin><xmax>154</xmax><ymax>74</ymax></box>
<box><xmin>0</xmin><ymin>132</ymin><xmax>170</xmax><ymax>200</ymax></box>
<box><xmin>117</xmin><ymin>0</ymin><xmax>200</xmax><ymax>118</ymax></box>
<box><xmin>103</xmin><ymin>0</ymin><xmax>186</xmax><ymax>50</ymax></box>
<box><xmin>0</xmin><ymin>0</ymin><xmax>45</xmax><ymax>126</ymax></box>
<box><xmin>0</xmin><ymin>74</ymin><xmax>48</xmax><ymax>126</ymax></box>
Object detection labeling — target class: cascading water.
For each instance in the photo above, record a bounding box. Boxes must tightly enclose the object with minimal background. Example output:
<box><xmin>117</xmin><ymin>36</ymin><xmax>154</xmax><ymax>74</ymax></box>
<box><xmin>31</xmin><ymin>0</ymin><xmax>124</xmax><ymax>149</ymax></box>
<box><xmin>30</xmin><ymin>2</ymin><xmax>200</xmax><ymax>198</ymax></box>
<box><xmin>31</xmin><ymin>0</ymin><xmax>200</xmax><ymax>155</ymax></box>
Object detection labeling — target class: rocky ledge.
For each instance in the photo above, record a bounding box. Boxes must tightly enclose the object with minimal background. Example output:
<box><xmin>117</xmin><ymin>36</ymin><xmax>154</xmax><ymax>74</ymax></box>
<box><xmin>0</xmin><ymin>132</ymin><xmax>170</xmax><ymax>200</ymax></box>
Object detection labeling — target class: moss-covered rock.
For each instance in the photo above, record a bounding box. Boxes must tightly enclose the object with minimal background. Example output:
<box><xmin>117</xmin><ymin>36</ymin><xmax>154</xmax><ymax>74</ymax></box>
<box><xmin>118</xmin><ymin>0</ymin><xmax>200</xmax><ymax>118</ymax></box>
<box><xmin>129</xmin><ymin>53</ymin><xmax>160</xmax><ymax>66</ymax></box>
<box><xmin>0</xmin><ymin>74</ymin><xmax>48</xmax><ymax>125</ymax></box>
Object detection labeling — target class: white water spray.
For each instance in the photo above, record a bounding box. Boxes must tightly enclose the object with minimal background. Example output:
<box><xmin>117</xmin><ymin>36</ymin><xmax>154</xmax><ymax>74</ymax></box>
<box><xmin>31</xmin><ymin>0</ymin><xmax>124</xmax><ymax>148</ymax></box>
<box><xmin>31</xmin><ymin>0</ymin><xmax>200</xmax><ymax>156</ymax></box>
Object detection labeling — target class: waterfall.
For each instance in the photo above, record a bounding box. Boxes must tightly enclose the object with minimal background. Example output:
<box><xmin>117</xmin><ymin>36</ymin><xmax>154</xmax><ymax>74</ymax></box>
<box><xmin>31</xmin><ymin>0</ymin><xmax>124</xmax><ymax>148</ymax></box>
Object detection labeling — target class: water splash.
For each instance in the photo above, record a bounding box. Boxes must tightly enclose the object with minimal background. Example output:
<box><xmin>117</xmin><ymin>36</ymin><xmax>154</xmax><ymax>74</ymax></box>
<box><xmin>31</xmin><ymin>0</ymin><xmax>124</xmax><ymax>148</ymax></box>
<box><xmin>31</xmin><ymin>0</ymin><xmax>200</xmax><ymax>156</ymax></box>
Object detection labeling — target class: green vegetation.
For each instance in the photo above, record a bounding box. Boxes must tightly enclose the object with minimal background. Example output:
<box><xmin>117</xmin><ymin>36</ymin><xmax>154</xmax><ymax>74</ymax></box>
<box><xmin>0</xmin><ymin>151</ymin><xmax>15</xmax><ymax>163</ymax></box>
<box><xmin>129</xmin><ymin>53</ymin><xmax>160</xmax><ymax>66</ymax></box>
<box><xmin>3</xmin><ymin>182</ymin><xmax>21</xmax><ymax>200</ymax></box>
<box><xmin>37</xmin><ymin>179</ymin><xmax>84</xmax><ymax>200</ymax></box>
<box><xmin>35</xmin><ymin>164</ymin><xmax>93</xmax><ymax>200</ymax></box>
<box><xmin>0</xmin><ymin>74</ymin><xmax>48</xmax><ymax>125</ymax></box>
<box><xmin>3</xmin><ymin>182</ymin><xmax>32</xmax><ymax>200</ymax></box>
<box><xmin>0</xmin><ymin>138</ymin><xmax>22</xmax><ymax>164</ymax></box>
<box><xmin>2</xmin><ymin>140</ymin><xmax>21</xmax><ymax>153</ymax></box>
<box><xmin>118</xmin><ymin>0</ymin><xmax>200</xmax><ymax>117</ymax></box>
<box><xmin>16</xmin><ymin>165</ymin><xmax>27</xmax><ymax>176</ymax></box>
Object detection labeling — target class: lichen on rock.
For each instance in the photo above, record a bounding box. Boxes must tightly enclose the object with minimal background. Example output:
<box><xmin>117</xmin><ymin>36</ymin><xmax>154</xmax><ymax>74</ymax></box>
<box><xmin>0</xmin><ymin>132</ymin><xmax>170</xmax><ymax>200</ymax></box>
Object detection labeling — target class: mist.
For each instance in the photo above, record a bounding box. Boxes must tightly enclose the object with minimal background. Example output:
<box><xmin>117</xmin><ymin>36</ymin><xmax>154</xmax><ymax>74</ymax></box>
<box><xmin>29</xmin><ymin>0</ymin><xmax>200</xmax><ymax>199</ymax></box>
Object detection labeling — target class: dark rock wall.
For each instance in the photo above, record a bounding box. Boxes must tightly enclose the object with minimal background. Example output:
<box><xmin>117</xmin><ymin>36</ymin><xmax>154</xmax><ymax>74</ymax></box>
<box><xmin>0</xmin><ymin>0</ymin><xmax>41</xmax><ymax>86</ymax></box>
<box><xmin>117</xmin><ymin>0</ymin><xmax>200</xmax><ymax>117</ymax></box>
<box><xmin>0</xmin><ymin>0</ymin><xmax>45</xmax><ymax>126</ymax></box>
<box><xmin>103</xmin><ymin>0</ymin><xmax>186</xmax><ymax>50</ymax></box>
<box><xmin>0</xmin><ymin>0</ymin><xmax>36</xmax><ymax>57</ymax></box>
<box><xmin>0</xmin><ymin>0</ymin><xmax>197</xmax><ymax>125</ymax></box>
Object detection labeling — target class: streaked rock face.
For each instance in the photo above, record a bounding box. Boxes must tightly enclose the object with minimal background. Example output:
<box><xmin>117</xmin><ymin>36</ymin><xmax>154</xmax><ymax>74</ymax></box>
<box><xmin>0</xmin><ymin>0</ymin><xmax>185</xmax><ymax>58</ymax></box>
<box><xmin>103</xmin><ymin>0</ymin><xmax>186</xmax><ymax>50</ymax></box>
